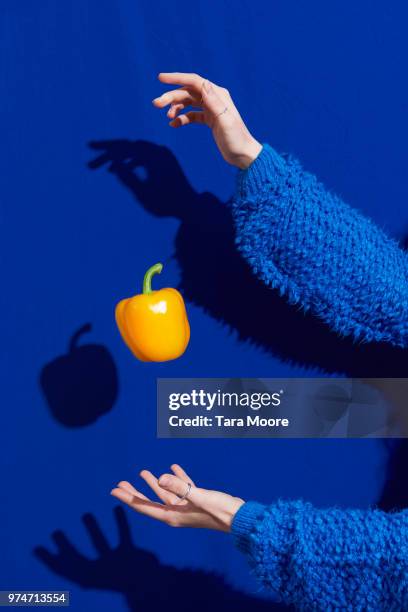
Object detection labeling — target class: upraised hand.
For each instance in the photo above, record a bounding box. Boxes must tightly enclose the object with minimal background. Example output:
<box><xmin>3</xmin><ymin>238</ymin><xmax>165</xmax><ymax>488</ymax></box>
<box><xmin>153</xmin><ymin>72</ymin><xmax>262</xmax><ymax>169</ymax></box>
<box><xmin>111</xmin><ymin>464</ymin><xmax>245</xmax><ymax>532</ymax></box>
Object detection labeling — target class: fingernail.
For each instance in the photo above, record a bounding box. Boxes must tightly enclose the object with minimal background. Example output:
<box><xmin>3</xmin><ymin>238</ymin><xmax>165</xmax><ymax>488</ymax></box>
<box><xmin>159</xmin><ymin>475</ymin><xmax>170</xmax><ymax>487</ymax></box>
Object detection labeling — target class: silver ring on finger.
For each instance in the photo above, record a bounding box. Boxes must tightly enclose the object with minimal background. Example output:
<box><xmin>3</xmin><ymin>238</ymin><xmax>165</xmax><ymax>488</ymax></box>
<box><xmin>175</xmin><ymin>482</ymin><xmax>192</xmax><ymax>504</ymax></box>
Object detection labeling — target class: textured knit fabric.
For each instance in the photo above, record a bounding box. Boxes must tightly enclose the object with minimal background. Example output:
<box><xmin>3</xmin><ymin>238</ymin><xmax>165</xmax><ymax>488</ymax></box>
<box><xmin>229</xmin><ymin>145</ymin><xmax>408</xmax><ymax>609</ymax></box>
<box><xmin>230</xmin><ymin>144</ymin><xmax>408</xmax><ymax>347</ymax></box>
<box><xmin>232</xmin><ymin>500</ymin><xmax>408</xmax><ymax>611</ymax></box>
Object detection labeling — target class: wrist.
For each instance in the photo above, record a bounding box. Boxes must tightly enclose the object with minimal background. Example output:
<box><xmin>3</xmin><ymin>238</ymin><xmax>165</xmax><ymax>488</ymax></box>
<box><xmin>225</xmin><ymin>497</ymin><xmax>245</xmax><ymax>532</ymax></box>
<box><xmin>236</xmin><ymin>137</ymin><xmax>262</xmax><ymax>169</ymax></box>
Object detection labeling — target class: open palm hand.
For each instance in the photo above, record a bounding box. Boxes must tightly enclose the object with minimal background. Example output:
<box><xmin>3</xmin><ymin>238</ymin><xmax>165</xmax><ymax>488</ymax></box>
<box><xmin>111</xmin><ymin>464</ymin><xmax>244</xmax><ymax>532</ymax></box>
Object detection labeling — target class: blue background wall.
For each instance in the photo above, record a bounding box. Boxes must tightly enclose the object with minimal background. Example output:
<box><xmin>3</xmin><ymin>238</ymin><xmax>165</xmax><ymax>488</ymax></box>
<box><xmin>2</xmin><ymin>1</ymin><xmax>408</xmax><ymax>610</ymax></box>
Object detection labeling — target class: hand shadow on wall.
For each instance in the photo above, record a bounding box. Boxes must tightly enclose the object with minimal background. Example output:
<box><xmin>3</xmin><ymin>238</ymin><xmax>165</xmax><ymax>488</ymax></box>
<box><xmin>88</xmin><ymin>140</ymin><xmax>408</xmax><ymax>515</ymax></box>
<box><xmin>88</xmin><ymin>139</ymin><xmax>407</xmax><ymax>378</ymax></box>
<box><xmin>39</xmin><ymin>323</ymin><xmax>119</xmax><ymax>427</ymax></box>
<box><xmin>34</xmin><ymin>507</ymin><xmax>288</xmax><ymax>611</ymax></box>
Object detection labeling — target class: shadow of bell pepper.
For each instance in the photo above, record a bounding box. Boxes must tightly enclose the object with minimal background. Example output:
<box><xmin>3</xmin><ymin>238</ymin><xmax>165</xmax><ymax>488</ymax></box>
<box><xmin>39</xmin><ymin>324</ymin><xmax>118</xmax><ymax>427</ymax></box>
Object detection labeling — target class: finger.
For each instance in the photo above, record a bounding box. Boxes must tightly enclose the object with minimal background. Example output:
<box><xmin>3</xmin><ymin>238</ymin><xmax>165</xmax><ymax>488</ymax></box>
<box><xmin>88</xmin><ymin>141</ymin><xmax>112</xmax><ymax>151</ymax></box>
<box><xmin>200</xmin><ymin>80</ymin><xmax>228</xmax><ymax>122</ymax></box>
<box><xmin>51</xmin><ymin>531</ymin><xmax>79</xmax><ymax>555</ymax></box>
<box><xmin>169</xmin><ymin>111</ymin><xmax>205</xmax><ymax>128</ymax></box>
<box><xmin>113</xmin><ymin>506</ymin><xmax>132</xmax><ymax>546</ymax></box>
<box><xmin>117</xmin><ymin>480</ymin><xmax>149</xmax><ymax>500</ymax></box>
<box><xmin>158</xmin><ymin>473</ymin><xmax>206</xmax><ymax>508</ymax></box>
<box><xmin>82</xmin><ymin>513</ymin><xmax>110</xmax><ymax>553</ymax></box>
<box><xmin>167</xmin><ymin>103</ymin><xmax>185</xmax><ymax>119</ymax></box>
<box><xmin>139</xmin><ymin>470</ymin><xmax>179</xmax><ymax>505</ymax></box>
<box><xmin>111</xmin><ymin>487</ymin><xmax>172</xmax><ymax>523</ymax></box>
<box><xmin>33</xmin><ymin>546</ymin><xmax>57</xmax><ymax>565</ymax></box>
<box><xmin>87</xmin><ymin>153</ymin><xmax>112</xmax><ymax>169</ymax></box>
<box><xmin>170</xmin><ymin>464</ymin><xmax>195</xmax><ymax>486</ymax></box>
<box><xmin>158</xmin><ymin>72</ymin><xmax>205</xmax><ymax>93</ymax></box>
<box><xmin>153</xmin><ymin>88</ymin><xmax>198</xmax><ymax>109</ymax></box>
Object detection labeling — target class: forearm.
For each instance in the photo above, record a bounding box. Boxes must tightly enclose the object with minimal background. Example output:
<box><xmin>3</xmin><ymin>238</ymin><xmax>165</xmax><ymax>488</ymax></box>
<box><xmin>232</xmin><ymin>500</ymin><xmax>408</xmax><ymax>610</ymax></box>
<box><xmin>230</xmin><ymin>144</ymin><xmax>408</xmax><ymax>347</ymax></box>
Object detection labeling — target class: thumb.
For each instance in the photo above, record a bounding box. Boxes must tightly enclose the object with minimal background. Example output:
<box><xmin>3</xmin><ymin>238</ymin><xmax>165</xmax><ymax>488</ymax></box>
<box><xmin>201</xmin><ymin>80</ymin><xmax>227</xmax><ymax>119</ymax></box>
<box><xmin>158</xmin><ymin>474</ymin><xmax>205</xmax><ymax>507</ymax></box>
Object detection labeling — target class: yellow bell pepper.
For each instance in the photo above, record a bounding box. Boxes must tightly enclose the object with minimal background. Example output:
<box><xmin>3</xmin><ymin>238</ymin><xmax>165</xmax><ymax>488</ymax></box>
<box><xmin>115</xmin><ymin>263</ymin><xmax>190</xmax><ymax>362</ymax></box>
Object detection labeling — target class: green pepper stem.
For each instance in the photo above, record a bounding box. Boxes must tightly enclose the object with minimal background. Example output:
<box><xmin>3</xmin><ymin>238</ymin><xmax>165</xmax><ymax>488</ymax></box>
<box><xmin>143</xmin><ymin>262</ymin><xmax>163</xmax><ymax>294</ymax></box>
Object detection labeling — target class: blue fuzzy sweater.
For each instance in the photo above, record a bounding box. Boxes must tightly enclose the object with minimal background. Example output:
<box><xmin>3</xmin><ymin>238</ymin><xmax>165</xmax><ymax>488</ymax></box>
<box><xmin>230</xmin><ymin>144</ymin><xmax>408</xmax><ymax>347</ymax></box>
<box><xmin>229</xmin><ymin>145</ymin><xmax>408</xmax><ymax>610</ymax></box>
<box><xmin>232</xmin><ymin>500</ymin><xmax>408</xmax><ymax>611</ymax></box>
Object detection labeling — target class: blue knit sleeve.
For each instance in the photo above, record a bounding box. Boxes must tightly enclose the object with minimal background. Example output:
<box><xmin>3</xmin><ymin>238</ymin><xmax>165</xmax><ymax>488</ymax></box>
<box><xmin>231</xmin><ymin>500</ymin><xmax>408</xmax><ymax>610</ymax></box>
<box><xmin>230</xmin><ymin>144</ymin><xmax>408</xmax><ymax>347</ymax></box>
